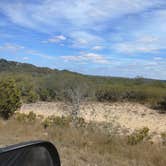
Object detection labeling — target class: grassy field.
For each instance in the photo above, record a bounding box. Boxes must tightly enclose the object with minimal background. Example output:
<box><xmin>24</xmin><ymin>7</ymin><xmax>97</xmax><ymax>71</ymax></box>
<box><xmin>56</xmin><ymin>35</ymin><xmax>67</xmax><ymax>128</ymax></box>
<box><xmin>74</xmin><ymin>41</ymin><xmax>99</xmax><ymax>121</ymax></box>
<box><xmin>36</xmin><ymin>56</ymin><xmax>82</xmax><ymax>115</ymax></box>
<box><xmin>0</xmin><ymin>113</ymin><xmax>166</xmax><ymax>166</ymax></box>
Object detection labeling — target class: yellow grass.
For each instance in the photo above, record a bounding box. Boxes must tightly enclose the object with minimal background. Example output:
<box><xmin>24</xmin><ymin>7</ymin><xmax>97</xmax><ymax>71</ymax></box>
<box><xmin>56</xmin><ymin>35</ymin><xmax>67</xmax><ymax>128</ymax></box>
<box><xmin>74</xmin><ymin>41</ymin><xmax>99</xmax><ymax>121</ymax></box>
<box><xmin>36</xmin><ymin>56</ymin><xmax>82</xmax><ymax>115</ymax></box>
<box><xmin>0</xmin><ymin>114</ymin><xmax>166</xmax><ymax>166</ymax></box>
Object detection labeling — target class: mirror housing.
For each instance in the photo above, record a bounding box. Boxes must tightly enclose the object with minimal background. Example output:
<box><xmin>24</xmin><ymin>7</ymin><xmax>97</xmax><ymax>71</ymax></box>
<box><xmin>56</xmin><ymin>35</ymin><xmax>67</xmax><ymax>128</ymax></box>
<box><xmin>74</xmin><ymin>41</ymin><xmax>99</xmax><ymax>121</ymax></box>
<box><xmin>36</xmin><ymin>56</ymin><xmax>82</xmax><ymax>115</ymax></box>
<box><xmin>0</xmin><ymin>140</ymin><xmax>61</xmax><ymax>166</ymax></box>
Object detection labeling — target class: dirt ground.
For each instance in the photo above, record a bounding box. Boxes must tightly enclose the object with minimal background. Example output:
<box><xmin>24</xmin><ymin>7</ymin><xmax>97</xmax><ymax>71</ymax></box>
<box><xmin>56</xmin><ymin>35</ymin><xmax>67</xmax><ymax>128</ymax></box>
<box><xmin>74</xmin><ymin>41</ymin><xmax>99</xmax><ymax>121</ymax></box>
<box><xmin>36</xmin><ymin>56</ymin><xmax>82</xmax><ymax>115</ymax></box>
<box><xmin>0</xmin><ymin>102</ymin><xmax>166</xmax><ymax>166</ymax></box>
<box><xmin>20</xmin><ymin>102</ymin><xmax>166</xmax><ymax>135</ymax></box>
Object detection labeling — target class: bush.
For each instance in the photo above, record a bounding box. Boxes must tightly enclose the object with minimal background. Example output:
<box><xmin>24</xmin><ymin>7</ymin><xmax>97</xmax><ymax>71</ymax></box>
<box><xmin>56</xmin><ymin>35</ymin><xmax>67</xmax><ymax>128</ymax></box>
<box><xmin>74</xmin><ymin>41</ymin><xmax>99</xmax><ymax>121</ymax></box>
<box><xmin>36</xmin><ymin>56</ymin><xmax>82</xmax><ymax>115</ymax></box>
<box><xmin>42</xmin><ymin>116</ymin><xmax>72</xmax><ymax>128</ymax></box>
<box><xmin>156</xmin><ymin>97</ymin><xmax>166</xmax><ymax>113</ymax></box>
<box><xmin>0</xmin><ymin>79</ymin><xmax>21</xmax><ymax>119</ymax></box>
<box><xmin>38</xmin><ymin>88</ymin><xmax>50</xmax><ymax>101</ymax></box>
<box><xmin>95</xmin><ymin>88</ymin><xmax>120</xmax><ymax>102</ymax></box>
<box><xmin>27</xmin><ymin>111</ymin><xmax>36</xmax><ymax>122</ymax></box>
<box><xmin>26</xmin><ymin>91</ymin><xmax>39</xmax><ymax>103</ymax></box>
<box><xmin>122</xmin><ymin>90</ymin><xmax>148</xmax><ymax>102</ymax></box>
<box><xmin>15</xmin><ymin>112</ymin><xmax>36</xmax><ymax>123</ymax></box>
<box><xmin>127</xmin><ymin>127</ymin><xmax>149</xmax><ymax>145</ymax></box>
<box><xmin>161</xmin><ymin>132</ymin><xmax>166</xmax><ymax>145</ymax></box>
<box><xmin>75</xmin><ymin>117</ymin><xmax>86</xmax><ymax>128</ymax></box>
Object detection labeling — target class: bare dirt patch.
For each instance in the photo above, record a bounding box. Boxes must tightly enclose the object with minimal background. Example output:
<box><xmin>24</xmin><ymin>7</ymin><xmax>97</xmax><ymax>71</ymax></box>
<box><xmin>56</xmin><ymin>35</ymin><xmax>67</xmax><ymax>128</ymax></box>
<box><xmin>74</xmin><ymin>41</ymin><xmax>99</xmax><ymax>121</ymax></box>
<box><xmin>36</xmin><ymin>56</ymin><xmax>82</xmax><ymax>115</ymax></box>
<box><xmin>20</xmin><ymin>102</ymin><xmax>166</xmax><ymax>134</ymax></box>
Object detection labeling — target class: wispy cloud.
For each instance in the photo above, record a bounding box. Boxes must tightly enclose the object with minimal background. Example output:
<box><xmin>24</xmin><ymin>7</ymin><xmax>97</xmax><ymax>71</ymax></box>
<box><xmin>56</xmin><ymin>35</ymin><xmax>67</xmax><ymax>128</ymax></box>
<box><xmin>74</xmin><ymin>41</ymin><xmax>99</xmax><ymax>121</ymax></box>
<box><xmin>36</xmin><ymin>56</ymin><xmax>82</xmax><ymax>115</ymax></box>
<box><xmin>113</xmin><ymin>36</ymin><xmax>166</xmax><ymax>53</ymax></box>
<box><xmin>0</xmin><ymin>43</ymin><xmax>24</xmax><ymax>53</ymax></box>
<box><xmin>22</xmin><ymin>56</ymin><xmax>29</xmax><ymax>60</ymax></box>
<box><xmin>0</xmin><ymin>43</ymin><xmax>56</xmax><ymax>60</ymax></box>
<box><xmin>70</xmin><ymin>31</ymin><xmax>103</xmax><ymax>48</ymax></box>
<box><xmin>25</xmin><ymin>50</ymin><xmax>56</xmax><ymax>60</ymax></box>
<box><xmin>75</xmin><ymin>57</ymin><xmax>166</xmax><ymax>80</ymax></box>
<box><xmin>0</xmin><ymin>0</ymin><xmax>164</xmax><ymax>31</ymax></box>
<box><xmin>1</xmin><ymin>0</ymin><xmax>165</xmax><ymax>48</ymax></box>
<box><xmin>92</xmin><ymin>46</ymin><xmax>104</xmax><ymax>51</ymax></box>
<box><xmin>43</xmin><ymin>35</ymin><xmax>67</xmax><ymax>43</ymax></box>
<box><xmin>62</xmin><ymin>53</ymin><xmax>109</xmax><ymax>64</ymax></box>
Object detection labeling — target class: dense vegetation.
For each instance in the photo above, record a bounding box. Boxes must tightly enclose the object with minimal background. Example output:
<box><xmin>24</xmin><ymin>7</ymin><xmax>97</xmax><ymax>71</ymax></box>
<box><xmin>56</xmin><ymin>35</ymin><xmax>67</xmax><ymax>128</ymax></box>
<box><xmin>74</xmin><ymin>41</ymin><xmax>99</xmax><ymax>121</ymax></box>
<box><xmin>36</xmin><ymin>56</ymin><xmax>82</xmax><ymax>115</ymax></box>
<box><xmin>0</xmin><ymin>78</ymin><xmax>21</xmax><ymax>119</ymax></box>
<box><xmin>0</xmin><ymin>59</ymin><xmax>166</xmax><ymax>111</ymax></box>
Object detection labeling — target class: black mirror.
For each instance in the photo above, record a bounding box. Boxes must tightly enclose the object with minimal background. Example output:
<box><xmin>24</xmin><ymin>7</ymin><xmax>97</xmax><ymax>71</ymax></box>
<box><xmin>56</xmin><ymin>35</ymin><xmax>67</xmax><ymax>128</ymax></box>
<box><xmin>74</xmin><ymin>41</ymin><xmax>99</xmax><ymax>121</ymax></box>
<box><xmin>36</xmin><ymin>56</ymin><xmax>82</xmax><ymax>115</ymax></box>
<box><xmin>0</xmin><ymin>141</ymin><xmax>61</xmax><ymax>166</ymax></box>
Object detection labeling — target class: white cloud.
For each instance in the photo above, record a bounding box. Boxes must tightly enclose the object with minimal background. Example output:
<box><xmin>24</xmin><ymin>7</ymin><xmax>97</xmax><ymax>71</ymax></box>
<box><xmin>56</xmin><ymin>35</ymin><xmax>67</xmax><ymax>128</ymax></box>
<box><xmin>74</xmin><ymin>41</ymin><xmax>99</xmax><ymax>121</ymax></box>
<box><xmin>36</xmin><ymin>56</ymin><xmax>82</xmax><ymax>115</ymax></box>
<box><xmin>22</xmin><ymin>56</ymin><xmax>29</xmax><ymax>60</ymax></box>
<box><xmin>43</xmin><ymin>35</ymin><xmax>66</xmax><ymax>43</ymax></box>
<box><xmin>92</xmin><ymin>46</ymin><xmax>104</xmax><ymax>50</ymax></box>
<box><xmin>0</xmin><ymin>43</ymin><xmax>57</xmax><ymax>60</ymax></box>
<box><xmin>70</xmin><ymin>31</ymin><xmax>103</xmax><ymax>48</ymax></box>
<box><xmin>62</xmin><ymin>53</ymin><xmax>109</xmax><ymax>64</ymax></box>
<box><xmin>0</xmin><ymin>0</ymin><xmax>164</xmax><ymax>30</ymax></box>
<box><xmin>0</xmin><ymin>43</ymin><xmax>24</xmax><ymax>52</ymax></box>
<box><xmin>0</xmin><ymin>0</ymin><xmax>166</xmax><ymax>50</ymax></box>
<box><xmin>113</xmin><ymin>36</ymin><xmax>166</xmax><ymax>53</ymax></box>
<box><xmin>26</xmin><ymin>50</ymin><xmax>56</xmax><ymax>60</ymax></box>
<box><xmin>0</xmin><ymin>1</ymin><xmax>166</xmax><ymax>79</ymax></box>
<box><xmin>153</xmin><ymin>57</ymin><xmax>163</xmax><ymax>61</ymax></box>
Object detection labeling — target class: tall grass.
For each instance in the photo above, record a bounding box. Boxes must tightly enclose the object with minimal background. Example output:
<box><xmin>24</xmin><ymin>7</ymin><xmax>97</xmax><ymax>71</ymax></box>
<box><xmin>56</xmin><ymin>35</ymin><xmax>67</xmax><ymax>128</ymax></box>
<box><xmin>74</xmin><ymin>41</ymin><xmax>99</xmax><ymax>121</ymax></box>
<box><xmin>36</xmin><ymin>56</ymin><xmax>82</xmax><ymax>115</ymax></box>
<box><xmin>0</xmin><ymin>114</ymin><xmax>165</xmax><ymax>166</ymax></box>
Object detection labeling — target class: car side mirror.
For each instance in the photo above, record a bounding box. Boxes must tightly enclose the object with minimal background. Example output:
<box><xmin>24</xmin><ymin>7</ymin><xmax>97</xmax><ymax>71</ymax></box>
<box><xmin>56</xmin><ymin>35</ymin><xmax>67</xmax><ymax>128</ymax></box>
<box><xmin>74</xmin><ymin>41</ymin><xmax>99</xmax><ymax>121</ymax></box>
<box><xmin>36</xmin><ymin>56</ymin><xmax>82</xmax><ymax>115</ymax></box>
<box><xmin>0</xmin><ymin>140</ymin><xmax>61</xmax><ymax>166</ymax></box>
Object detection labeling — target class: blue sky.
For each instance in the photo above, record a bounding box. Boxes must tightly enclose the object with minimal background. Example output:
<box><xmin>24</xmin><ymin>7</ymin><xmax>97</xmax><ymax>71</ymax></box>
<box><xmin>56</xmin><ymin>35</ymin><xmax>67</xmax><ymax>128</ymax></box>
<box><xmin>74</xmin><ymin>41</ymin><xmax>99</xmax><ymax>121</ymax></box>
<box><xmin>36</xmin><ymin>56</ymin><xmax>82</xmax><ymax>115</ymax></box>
<box><xmin>0</xmin><ymin>0</ymin><xmax>166</xmax><ymax>79</ymax></box>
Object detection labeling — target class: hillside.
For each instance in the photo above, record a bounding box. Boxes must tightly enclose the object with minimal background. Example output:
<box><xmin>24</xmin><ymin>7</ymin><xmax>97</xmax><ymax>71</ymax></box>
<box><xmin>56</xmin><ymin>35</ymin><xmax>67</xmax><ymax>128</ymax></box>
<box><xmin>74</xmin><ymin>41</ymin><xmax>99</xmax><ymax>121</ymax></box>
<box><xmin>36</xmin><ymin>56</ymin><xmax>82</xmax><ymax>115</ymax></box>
<box><xmin>0</xmin><ymin>59</ymin><xmax>166</xmax><ymax>109</ymax></box>
<box><xmin>0</xmin><ymin>59</ymin><xmax>166</xmax><ymax>166</ymax></box>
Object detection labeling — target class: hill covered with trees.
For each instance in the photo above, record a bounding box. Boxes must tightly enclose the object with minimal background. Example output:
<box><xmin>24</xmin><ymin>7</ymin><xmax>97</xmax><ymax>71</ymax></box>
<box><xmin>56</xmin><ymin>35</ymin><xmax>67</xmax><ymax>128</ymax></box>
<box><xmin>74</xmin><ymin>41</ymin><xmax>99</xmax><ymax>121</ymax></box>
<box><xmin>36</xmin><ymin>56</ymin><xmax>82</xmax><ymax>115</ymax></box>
<box><xmin>0</xmin><ymin>58</ymin><xmax>166</xmax><ymax>111</ymax></box>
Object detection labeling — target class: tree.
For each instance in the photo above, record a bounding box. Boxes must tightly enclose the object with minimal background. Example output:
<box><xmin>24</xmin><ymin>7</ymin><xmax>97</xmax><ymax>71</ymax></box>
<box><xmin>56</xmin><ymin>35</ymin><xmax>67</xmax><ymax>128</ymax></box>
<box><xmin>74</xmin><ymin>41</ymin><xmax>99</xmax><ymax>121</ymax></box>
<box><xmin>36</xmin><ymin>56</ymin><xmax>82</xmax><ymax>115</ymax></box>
<box><xmin>26</xmin><ymin>90</ymin><xmax>38</xmax><ymax>103</ymax></box>
<box><xmin>65</xmin><ymin>79</ymin><xmax>88</xmax><ymax>127</ymax></box>
<box><xmin>0</xmin><ymin>78</ymin><xmax>21</xmax><ymax>119</ymax></box>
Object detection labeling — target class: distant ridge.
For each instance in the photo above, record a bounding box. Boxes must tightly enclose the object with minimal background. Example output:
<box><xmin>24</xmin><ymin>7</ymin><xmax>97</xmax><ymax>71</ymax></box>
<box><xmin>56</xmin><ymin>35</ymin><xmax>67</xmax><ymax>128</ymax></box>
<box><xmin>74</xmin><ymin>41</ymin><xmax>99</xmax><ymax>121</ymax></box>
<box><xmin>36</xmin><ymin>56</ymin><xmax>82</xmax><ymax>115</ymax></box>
<box><xmin>0</xmin><ymin>58</ymin><xmax>165</xmax><ymax>82</ymax></box>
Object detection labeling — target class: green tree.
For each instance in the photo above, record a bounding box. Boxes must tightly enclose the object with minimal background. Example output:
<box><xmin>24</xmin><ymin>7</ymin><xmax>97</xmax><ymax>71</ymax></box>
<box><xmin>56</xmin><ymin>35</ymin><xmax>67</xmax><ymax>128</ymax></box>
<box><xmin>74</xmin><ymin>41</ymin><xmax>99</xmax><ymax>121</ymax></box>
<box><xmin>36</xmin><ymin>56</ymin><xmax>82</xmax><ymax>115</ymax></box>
<box><xmin>0</xmin><ymin>78</ymin><xmax>21</xmax><ymax>119</ymax></box>
<box><xmin>26</xmin><ymin>91</ymin><xmax>38</xmax><ymax>103</ymax></box>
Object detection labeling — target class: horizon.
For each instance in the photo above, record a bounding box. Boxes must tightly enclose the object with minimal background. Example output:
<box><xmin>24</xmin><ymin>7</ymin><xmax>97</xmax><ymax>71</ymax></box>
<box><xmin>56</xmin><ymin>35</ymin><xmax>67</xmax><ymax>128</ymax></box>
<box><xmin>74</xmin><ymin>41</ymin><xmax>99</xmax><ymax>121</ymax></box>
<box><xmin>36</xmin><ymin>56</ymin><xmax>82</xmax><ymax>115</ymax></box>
<box><xmin>1</xmin><ymin>58</ymin><xmax>166</xmax><ymax>81</ymax></box>
<box><xmin>0</xmin><ymin>0</ymin><xmax>166</xmax><ymax>80</ymax></box>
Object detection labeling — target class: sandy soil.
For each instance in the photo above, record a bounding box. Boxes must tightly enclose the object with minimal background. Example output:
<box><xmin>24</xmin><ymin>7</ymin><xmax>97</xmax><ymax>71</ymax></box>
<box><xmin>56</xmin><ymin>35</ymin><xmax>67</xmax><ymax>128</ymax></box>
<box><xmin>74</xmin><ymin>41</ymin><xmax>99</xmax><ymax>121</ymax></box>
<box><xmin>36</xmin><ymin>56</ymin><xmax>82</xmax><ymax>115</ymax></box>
<box><xmin>20</xmin><ymin>102</ymin><xmax>166</xmax><ymax>135</ymax></box>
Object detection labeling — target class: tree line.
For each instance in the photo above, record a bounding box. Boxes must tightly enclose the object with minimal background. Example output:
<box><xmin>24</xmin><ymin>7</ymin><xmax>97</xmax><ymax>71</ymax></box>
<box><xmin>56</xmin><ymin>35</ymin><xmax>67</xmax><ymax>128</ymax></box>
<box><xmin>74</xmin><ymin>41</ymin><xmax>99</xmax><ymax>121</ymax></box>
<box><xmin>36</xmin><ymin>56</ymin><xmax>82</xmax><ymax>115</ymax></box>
<box><xmin>0</xmin><ymin>59</ymin><xmax>166</xmax><ymax>119</ymax></box>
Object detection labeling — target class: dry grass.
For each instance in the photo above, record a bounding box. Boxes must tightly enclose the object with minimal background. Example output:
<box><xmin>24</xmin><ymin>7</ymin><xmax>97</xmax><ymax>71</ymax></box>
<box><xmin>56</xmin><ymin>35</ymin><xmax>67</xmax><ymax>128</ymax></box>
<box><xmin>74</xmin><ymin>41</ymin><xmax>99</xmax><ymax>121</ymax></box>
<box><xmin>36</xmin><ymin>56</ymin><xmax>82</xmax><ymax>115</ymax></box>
<box><xmin>0</xmin><ymin>114</ymin><xmax>166</xmax><ymax>166</ymax></box>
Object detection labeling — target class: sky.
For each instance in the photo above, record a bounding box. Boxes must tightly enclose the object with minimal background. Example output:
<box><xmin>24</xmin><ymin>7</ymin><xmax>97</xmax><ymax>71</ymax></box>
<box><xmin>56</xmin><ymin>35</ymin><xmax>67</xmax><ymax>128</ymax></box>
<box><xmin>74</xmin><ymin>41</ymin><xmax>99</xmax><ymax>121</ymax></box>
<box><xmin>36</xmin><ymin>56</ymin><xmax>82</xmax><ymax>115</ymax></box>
<box><xmin>0</xmin><ymin>0</ymin><xmax>166</xmax><ymax>80</ymax></box>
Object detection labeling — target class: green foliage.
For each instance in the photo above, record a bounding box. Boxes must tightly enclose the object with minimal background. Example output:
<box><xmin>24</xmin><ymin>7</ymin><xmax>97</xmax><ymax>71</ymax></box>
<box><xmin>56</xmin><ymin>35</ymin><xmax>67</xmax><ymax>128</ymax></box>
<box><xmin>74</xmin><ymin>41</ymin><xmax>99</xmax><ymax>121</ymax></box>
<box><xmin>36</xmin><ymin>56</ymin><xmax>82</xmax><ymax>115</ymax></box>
<box><xmin>0</xmin><ymin>59</ymin><xmax>166</xmax><ymax>110</ymax></box>
<box><xmin>95</xmin><ymin>88</ymin><xmax>148</xmax><ymax>103</ymax></box>
<box><xmin>42</xmin><ymin>115</ymin><xmax>86</xmax><ymax>128</ymax></box>
<box><xmin>38</xmin><ymin>88</ymin><xmax>51</xmax><ymax>101</ymax></box>
<box><xmin>96</xmin><ymin>88</ymin><xmax>120</xmax><ymax>102</ymax></box>
<box><xmin>122</xmin><ymin>90</ymin><xmax>148</xmax><ymax>102</ymax></box>
<box><xmin>155</xmin><ymin>97</ymin><xmax>166</xmax><ymax>113</ymax></box>
<box><xmin>0</xmin><ymin>78</ymin><xmax>21</xmax><ymax>119</ymax></box>
<box><xmin>127</xmin><ymin>127</ymin><xmax>149</xmax><ymax>145</ymax></box>
<box><xmin>42</xmin><ymin>116</ymin><xmax>72</xmax><ymax>128</ymax></box>
<box><xmin>26</xmin><ymin>91</ymin><xmax>39</xmax><ymax>103</ymax></box>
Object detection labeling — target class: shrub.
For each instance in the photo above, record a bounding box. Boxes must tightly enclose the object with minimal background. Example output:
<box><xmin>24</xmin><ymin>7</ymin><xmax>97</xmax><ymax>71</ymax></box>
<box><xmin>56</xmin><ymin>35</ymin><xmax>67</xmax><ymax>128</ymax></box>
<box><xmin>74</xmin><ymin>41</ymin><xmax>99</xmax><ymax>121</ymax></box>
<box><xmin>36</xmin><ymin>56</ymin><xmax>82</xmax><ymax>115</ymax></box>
<box><xmin>0</xmin><ymin>79</ymin><xmax>21</xmax><ymax>119</ymax></box>
<box><xmin>14</xmin><ymin>112</ymin><xmax>27</xmax><ymax>122</ymax></box>
<box><xmin>95</xmin><ymin>88</ymin><xmax>120</xmax><ymax>102</ymax></box>
<box><xmin>75</xmin><ymin>117</ymin><xmax>86</xmax><ymax>128</ymax></box>
<box><xmin>42</xmin><ymin>116</ymin><xmax>72</xmax><ymax>128</ymax></box>
<box><xmin>15</xmin><ymin>112</ymin><xmax>36</xmax><ymax>123</ymax></box>
<box><xmin>38</xmin><ymin>88</ymin><xmax>50</xmax><ymax>101</ymax></box>
<box><xmin>26</xmin><ymin>91</ymin><xmax>39</xmax><ymax>103</ymax></box>
<box><xmin>156</xmin><ymin>97</ymin><xmax>166</xmax><ymax>113</ymax></box>
<box><xmin>127</xmin><ymin>127</ymin><xmax>149</xmax><ymax>145</ymax></box>
<box><xmin>122</xmin><ymin>90</ymin><xmax>148</xmax><ymax>102</ymax></box>
<box><xmin>161</xmin><ymin>133</ymin><xmax>166</xmax><ymax>145</ymax></box>
<box><xmin>27</xmin><ymin>111</ymin><xmax>36</xmax><ymax>122</ymax></box>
